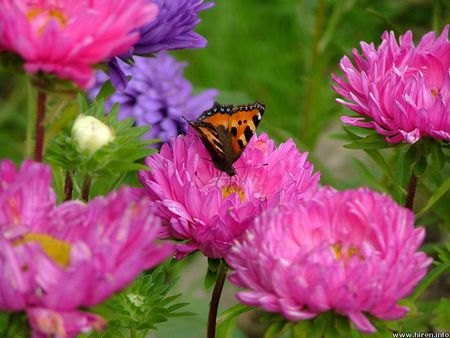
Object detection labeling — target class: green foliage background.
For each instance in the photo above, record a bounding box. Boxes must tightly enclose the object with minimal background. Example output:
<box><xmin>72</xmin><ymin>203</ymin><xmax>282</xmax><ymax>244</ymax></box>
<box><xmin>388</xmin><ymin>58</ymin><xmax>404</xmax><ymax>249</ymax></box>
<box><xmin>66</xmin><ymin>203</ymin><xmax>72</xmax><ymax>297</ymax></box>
<box><xmin>0</xmin><ymin>0</ymin><xmax>449</xmax><ymax>337</ymax></box>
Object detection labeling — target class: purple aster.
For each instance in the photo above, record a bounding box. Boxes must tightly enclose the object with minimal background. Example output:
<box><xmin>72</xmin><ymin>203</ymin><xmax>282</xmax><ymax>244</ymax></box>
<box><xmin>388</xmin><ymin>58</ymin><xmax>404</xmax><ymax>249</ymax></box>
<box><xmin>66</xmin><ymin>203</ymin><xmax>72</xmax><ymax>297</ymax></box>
<box><xmin>137</xmin><ymin>0</ymin><xmax>214</xmax><ymax>54</ymax></box>
<box><xmin>104</xmin><ymin>53</ymin><xmax>218</xmax><ymax>146</ymax></box>
<box><xmin>109</xmin><ymin>0</ymin><xmax>214</xmax><ymax>89</ymax></box>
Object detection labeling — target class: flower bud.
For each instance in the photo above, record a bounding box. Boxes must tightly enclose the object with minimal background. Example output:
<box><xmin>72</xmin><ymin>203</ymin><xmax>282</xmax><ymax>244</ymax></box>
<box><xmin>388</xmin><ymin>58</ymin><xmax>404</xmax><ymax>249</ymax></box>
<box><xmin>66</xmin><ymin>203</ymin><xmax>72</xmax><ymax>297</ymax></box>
<box><xmin>72</xmin><ymin>115</ymin><xmax>114</xmax><ymax>154</ymax></box>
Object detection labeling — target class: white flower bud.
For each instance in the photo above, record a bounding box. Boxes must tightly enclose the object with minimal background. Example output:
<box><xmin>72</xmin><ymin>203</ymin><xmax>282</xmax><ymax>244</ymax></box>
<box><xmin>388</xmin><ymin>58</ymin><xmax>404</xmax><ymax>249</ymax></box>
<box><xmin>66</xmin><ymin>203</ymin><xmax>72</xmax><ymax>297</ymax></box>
<box><xmin>72</xmin><ymin>115</ymin><xmax>114</xmax><ymax>154</ymax></box>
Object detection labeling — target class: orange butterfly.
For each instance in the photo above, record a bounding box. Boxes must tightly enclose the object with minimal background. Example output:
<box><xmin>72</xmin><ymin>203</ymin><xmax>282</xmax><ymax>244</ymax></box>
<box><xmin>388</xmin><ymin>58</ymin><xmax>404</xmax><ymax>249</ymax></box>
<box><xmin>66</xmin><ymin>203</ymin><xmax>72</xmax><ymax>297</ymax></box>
<box><xmin>185</xmin><ymin>101</ymin><xmax>265</xmax><ymax>176</ymax></box>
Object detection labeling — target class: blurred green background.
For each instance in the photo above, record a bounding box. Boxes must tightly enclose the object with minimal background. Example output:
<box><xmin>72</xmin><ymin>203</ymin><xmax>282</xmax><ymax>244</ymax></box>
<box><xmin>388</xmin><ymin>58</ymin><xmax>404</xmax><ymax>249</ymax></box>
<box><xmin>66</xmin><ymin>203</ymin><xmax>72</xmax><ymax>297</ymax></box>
<box><xmin>1</xmin><ymin>0</ymin><xmax>449</xmax><ymax>337</ymax></box>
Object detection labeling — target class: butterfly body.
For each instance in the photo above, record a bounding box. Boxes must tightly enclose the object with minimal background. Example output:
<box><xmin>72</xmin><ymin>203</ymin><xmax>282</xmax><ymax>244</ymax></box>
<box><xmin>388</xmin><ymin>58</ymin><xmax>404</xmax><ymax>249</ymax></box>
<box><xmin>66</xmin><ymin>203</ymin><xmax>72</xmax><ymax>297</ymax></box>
<box><xmin>185</xmin><ymin>101</ymin><xmax>265</xmax><ymax>176</ymax></box>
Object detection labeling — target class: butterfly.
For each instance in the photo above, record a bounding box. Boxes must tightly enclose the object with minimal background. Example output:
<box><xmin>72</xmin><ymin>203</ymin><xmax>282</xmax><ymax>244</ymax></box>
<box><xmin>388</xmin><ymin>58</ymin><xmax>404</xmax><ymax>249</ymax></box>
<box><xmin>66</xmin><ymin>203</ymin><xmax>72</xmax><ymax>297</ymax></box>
<box><xmin>184</xmin><ymin>101</ymin><xmax>265</xmax><ymax>177</ymax></box>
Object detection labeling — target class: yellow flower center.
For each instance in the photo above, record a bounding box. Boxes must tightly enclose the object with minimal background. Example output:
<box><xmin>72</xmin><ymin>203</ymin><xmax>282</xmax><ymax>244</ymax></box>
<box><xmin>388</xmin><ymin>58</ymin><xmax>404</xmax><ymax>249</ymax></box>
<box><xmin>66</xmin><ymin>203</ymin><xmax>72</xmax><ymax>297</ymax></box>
<box><xmin>331</xmin><ymin>242</ymin><xmax>363</xmax><ymax>263</ymax></box>
<box><xmin>27</xmin><ymin>7</ymin><xmax>67</xmax><ymax>33</ymax></box>
<box><xmin>221</xmin><ymin>185</ymin><xmax>245</xmax><ymax>202</ymax></box>
<box><xmin>13</xmin><ymin>233</ymin><xmax>71</xmax><ymax>268</ymax></box>
<box><xmin>431</xmin><ymin>88</ymin><xmax>439</xmax><ymax>97</ymax></box>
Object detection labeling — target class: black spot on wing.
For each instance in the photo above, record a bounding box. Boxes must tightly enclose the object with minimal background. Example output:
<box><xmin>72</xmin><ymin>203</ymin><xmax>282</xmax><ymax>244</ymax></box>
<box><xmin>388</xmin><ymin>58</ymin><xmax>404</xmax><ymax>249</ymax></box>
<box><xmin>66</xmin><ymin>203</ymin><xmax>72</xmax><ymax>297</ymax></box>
<box><xmin>244</xmin><ymin>126</ymin><xmax>253</xmax><ymax>142</ymax></box>
<box><xmin>252</xmin><ymin>114</ymin><xmax>261</xmax><ymax>128</ymax></box>
<box><xmin>231</xmin><ymin>127</ymin><xmax>237</xmax><ymax>137</ymax></box>
<box><xmin>238</xmin><ymin>139</ymin><xmax>244</xmax><ymax>150</ymax></box>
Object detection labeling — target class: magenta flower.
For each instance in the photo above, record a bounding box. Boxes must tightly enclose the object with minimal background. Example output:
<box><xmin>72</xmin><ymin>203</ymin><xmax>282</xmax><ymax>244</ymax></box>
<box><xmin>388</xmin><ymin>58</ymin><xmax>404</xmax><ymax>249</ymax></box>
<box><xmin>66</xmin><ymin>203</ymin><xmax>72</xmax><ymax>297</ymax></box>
<box><xmin>0</xmin><ymin>160</ymin><xmax>172</xmax><ymax>337</ymax></box>
<box><xmin>227</xmin><ymin>188</ymin><xmax>432</xmax><ymax>333</ymax></box>
<box><xmin>332</xmin><ymin>25</ymin><xmax>450</xmax><ymax>144</ymax></box>
<box><xmin>0</xmin><ymin>0</ymin><xmax>158</xmax><ymax>88</ymax></box>
<box><xmin>139</xmin><ymin>130</ymin><xmax>320</xmax><ymax>259</ymax></box>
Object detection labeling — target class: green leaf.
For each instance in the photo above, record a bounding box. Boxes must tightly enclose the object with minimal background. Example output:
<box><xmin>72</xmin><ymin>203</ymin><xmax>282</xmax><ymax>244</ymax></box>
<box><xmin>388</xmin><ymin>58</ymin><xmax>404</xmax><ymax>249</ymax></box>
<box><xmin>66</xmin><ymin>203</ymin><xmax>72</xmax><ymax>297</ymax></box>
<box><xmin>205</xmin><ymin>258</ymin><xmax>222</xmax><ymax>289</ymax></box>
<box><xmin>84</xmin><ymin>262</ymin><xmax>190</xmax><ymax>337</ymax></box>
<box><xmin>351</xmin><ymin>158</ymin><xmax>387</xmax><ymax>192</ymax></box>
<box><xmin>264</xmin><ymin>320</ymin><xmax>291</xmax><ymax>338</ymax></box>
<box><xmin>431</xmin><ymin>141</ymin><xmax>445</xmax><ymax>169</ymax></box>
<box><xmin>417</xmin><ymin>175</ymin><xmax>450</xmax><ymax>217</ymax></box>
<box><xmin>292</xmin><ymin>320</ymin><xmax>312</xmax><ymax>338</ymax></box>
<box><xmin>333</xmin><ymin>315</ymin><xmax>351</xmax><ymax>337</ymax></box>
<box><xmin>208</xmin><ymin>258</ymin><xmax>221</xmax><ymax>272</ymax></box>
<box><xmin>413</xmin><ymin>156</ymin><xmax>427</xmax><ymax>177</ymax></box>
<box><xmin>216</xmin><ymin>316</ymin><xmax>237</xmax><ymax>338</ymax></box>
<box><xmin>204</xmin><ymin>265</ymin><xmax>218</xmax><ymax>290</ymax></box>
<box><xmin>393</xmin><ymin>152</ymin><xmax>410</xmax><ymax>204</ymax></box>
<box><xmin>96</xmin><ymin>80</ymin><xmax>115</xmax><ymax>102</ymax></box>
<box><xmin>410</xmin><ymin>260</ymin><xmax>450</xmax><ymax>302</ymax></box>
<box><xmin>343</xmin><ymin>127</ymin><xmax>402</xmax><ymax>192</ymax></box>
<box><xmin>431</xmin><ymin>298</ymin><xmax>450</xmax><ymax>331</ymax></box>
<box><xmin>404</xmin><ymin>145</ymin><xmax>418</xmax><ymax>165</ymax></box>
<box><xmin>217</xmin><ymin>304</ymin><xmax>253</xmax><ymax>327</ymax></box>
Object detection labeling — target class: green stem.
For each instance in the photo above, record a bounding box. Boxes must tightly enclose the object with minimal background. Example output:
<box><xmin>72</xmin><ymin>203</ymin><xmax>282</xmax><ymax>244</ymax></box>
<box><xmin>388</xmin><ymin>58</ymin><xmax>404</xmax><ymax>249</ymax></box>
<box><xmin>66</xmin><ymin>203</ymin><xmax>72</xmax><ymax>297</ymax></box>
<box><xmin>25</xmin><ymin>82</ymin><xmax>35</xmax><ymax>158</ymax></box>
<box><xmin>81</xmin><ymin>175</ymin><xmax>92</xmax><ymax>202</ymax></box>
<box><xmin>130</xmin><ymin>328</ymin><xmax>137</xmax><ymax>338</ymax></box>
<box><xmin>405</xmin><ymin>172</ymin><xmax>418</xmax><ymax>211</ymax></box>
<box><xmin>207</xmin><ymin>260</ymin><xmax>228</xmax><ymax>338</ymax></box>
<box><xmin>432</xmin><ymin>0</ymin><xmax>442</xmax><ymax>32</ymax></box>
<box><xmin>300</xmin><ymin>0</ymin><xmax>325</xmax><ymax>144</ymax></box>
<box><xmin>34</xmin><ymin>90</ymin><xmax>47</xmax><ymax>162</ymax></box>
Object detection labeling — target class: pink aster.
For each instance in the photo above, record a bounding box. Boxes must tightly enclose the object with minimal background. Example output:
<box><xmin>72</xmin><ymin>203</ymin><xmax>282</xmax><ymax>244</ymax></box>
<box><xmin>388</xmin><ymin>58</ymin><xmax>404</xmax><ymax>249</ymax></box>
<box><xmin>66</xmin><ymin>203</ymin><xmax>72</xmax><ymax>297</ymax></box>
<box><xmin>332</xmin><ymin>25</ymin><xmax>450</xmax><ymax>144</ymax></box>
<box><xmin>0</xmin><ymin>159</ymin><xmax>172</xmax><ymax>337</ymax></box>
<box><xmin>138</xmin><ymin>130</ymin><xmax>320</xmax><ymax>259</ymax></box>
<box><xmin>0</xmin><ymin>0</ymin><xmax>159</xmax><ymax>88</ymax></box>
<box><xmin>227</xmin><ymin>188</ymin><xmax>432</xmax><ymax>333</ymax></box>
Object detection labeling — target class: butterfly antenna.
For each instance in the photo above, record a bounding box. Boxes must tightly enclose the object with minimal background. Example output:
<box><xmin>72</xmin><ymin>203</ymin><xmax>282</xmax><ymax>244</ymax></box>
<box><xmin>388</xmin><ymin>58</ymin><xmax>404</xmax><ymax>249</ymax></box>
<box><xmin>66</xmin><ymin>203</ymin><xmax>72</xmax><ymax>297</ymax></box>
<box><xmin>215</xmin><ymin>170</ymin><xmax>223</xmax><ymax>186</ymax></box>
<box><xmin>234</xmin><ymin>168</ymin><xmax>246</xmax><ymax>185</ymax></box>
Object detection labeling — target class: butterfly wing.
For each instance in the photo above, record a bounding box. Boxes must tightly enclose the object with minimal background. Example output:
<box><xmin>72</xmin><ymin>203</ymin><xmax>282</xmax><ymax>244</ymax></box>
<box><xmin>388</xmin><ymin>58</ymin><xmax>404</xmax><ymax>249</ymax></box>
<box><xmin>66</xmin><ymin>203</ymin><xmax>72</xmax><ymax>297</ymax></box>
<box><xmin>187</xmin><ymin>120</ymin><xmax>229</xmax><ymax>172</ymax></box>
<box><xmin>187</xmin><ymin>101</ymin><xmax>265</xmax><ymax>175</ymax></box>
<box><xmin>228</xmin><ymin>102</ymin><xmax>265</xmax><ymax>162</ymax></box>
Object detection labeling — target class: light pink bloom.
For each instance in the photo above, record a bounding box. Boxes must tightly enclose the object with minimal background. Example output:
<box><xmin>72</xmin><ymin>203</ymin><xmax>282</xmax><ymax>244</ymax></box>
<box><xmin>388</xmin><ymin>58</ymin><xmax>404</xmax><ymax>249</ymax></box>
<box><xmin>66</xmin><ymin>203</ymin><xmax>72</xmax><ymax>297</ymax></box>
<box><xmin>332</xmin><ymin>25</ymin><xmax>450</xmax><ymax>144</ymax></box>
<box><xmin>0</xmin><ymin>0</ymin><xmax>158</xmax><ymax>88</ymax></box>
<box><xmin>0</xmin><ymin>160</ymin><xmax>172</xmax><ymax>337</ymax></box>
<box><xmin>139</xmin><ymin>130</ymin><xmax>320</xmax><ymax>259</ymax></box>
<box><xmin>227</xmin><ymin>188</ymin><xmax>432</xmax><ymax>333</ymax></box>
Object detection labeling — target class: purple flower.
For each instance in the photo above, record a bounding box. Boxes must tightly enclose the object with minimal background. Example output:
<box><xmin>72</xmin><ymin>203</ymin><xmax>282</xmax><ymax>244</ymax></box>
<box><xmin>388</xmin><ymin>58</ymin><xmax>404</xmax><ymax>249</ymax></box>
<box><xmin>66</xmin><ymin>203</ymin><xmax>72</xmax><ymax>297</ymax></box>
<box><xmin>105</xmin><ymin>53</ymin><xmax>218</xmax><ymax>145</ymax></box>
<box><xmin>109</xmin><ymin>0</ymin><xmax>214</xmax><ymax>89</ymax></box>
<box><xmin>137</xmin><ymin>0</ymin><xmax>214</xmax><ymax>55</ymax></box>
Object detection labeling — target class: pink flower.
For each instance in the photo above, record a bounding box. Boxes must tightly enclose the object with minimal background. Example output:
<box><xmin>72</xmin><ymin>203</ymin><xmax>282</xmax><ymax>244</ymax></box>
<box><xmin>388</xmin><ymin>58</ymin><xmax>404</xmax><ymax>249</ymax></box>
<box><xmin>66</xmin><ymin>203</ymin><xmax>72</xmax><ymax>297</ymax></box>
<box><xmin>332</xmin><ymin>25</ymin><xmax>450</xmax><ymax>144</ymax></box>
<box><xmin>139</xmin><ymin>130</ymin><xmax>320</xmax><ymax>259</ymax></box>
<box><xmin>0</xmin><ymin>0</ymin><xmax>159</xmax><ymax>88</ymax></box>
<box><xmin>0</xmin><ymin>160</ymin><xmax>172</xmax><ymax>337</ymax></box>
<box><xmin>226</xmin><ymin>188</ymin><xmax>432</xmax><ymax>333</ymax></box>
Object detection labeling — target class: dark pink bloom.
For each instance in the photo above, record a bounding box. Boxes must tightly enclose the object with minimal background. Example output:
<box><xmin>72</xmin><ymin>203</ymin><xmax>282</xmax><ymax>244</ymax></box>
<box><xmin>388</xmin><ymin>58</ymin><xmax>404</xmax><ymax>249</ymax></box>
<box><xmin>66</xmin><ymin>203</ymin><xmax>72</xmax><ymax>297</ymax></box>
<box><xmin>332</xmin><ymin>25</ymin><xmax>450</xmax><ymax>143</ymax></box>
<box><xmin>0</xmin><ymin>160</ymin><xmax>172</xmax><ymax>337</ymax></box>
<box><xmin>227</xmin><ymin>188</ymin><xmax>432</xmax><ymax>333</ymax></box>
<box><xmin>0</xmin><ymin>0</ymin><xmax>158</xmax><ymax>88</ymax></box>
<box><xmin>139</xmin><ymin>130</ymin><xmax>320</xmax><ymax>259</ymax></box>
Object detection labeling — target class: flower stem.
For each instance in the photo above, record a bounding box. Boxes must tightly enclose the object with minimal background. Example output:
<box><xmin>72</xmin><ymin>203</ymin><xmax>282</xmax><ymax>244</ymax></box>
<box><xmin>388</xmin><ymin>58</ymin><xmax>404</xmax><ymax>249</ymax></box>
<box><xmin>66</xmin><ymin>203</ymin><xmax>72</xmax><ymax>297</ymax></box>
<box><xmin>207</xmin><ymin>260</ymin><xmax>228</xmax><ymax>338</ymax></box>
<box><xmin>64</xmin><ymin>171</ymin><xmax>74</xmax><ymax>201</ymax></box>
<box><xmin>34</xmin><ymin>90</ymin><xmax>47</xmax><ymax>162</ymax></box>
<box><xmin>405</xmin><ymin>172</ymin><xmax>418</xmax><ymax>211</ymax></box>
<box><xmin>81</xmin><ymin>175</ymin><xmax>92</xmax><ymax>202</ymax></box>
